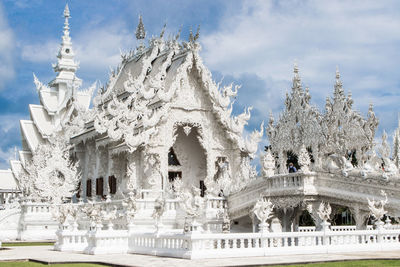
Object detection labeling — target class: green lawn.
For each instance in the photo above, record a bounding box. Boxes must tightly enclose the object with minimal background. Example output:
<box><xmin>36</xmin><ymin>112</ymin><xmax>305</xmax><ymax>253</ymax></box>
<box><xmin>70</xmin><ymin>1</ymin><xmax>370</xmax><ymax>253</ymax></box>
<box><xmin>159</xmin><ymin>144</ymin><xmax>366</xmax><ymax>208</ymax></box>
<box><xmin>1</xmin><ymin>259</ymin><xmax>400</xmax><ymax>267</ymax></box>
<box><xmin>270</xmin><ymin>260</ymin><xmax>400</xmax><ymax>266</ymax></box>
<box><xmin>2</xmin><ymin>242</ymin><xmax>54</xmax><ymax>247</ymax></box>
<box><xmin>0</xmin><ymin>262</ymin><xmax>105</xmax><ymax>267</ymax></box>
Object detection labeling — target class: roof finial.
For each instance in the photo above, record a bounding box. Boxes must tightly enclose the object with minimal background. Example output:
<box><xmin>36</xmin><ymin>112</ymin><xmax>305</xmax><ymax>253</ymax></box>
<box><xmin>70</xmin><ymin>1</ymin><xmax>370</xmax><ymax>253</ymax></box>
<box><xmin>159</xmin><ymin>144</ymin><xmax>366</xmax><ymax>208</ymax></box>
<box><xmin>135</xmin><ymin>15</ymin><xmax>146</xmax><ymax>40</ymax></box>
<box><xmin>63</xmin><ymin>4</ymin><xmax>70</xmax><ymax>37</ymax></box>
<box><xmin>189</xmin><ymin>26</ymin><xmax>194</xmax><ymax>42</ymax></box>
<box><xmin>291</xmin><ymin>60</ymin><xmax>302</xmax><ymax>91</ymax></box>
<box><xmin>334</xmin><ymin>66</ymin><xmax>344</xmax><ymax>96</ymax></box>
<box><xmin>294</xmin><ymin>60</ymin><xmax>299</xmax><ymax>74</ymax></box>
<box><xmin>336</xmin><ymin>65</ymin><xmax>340</xmax><ymax>80</ymax></box>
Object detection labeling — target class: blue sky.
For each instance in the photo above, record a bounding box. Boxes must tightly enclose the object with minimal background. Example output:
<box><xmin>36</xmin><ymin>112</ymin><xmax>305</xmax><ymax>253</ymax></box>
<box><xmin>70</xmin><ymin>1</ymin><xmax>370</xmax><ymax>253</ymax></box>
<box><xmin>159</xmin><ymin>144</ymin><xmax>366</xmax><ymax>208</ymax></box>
<box><xmin>0</xmin><ymin>0</ymin><xmax>399</xmax><ymax>169</ymax></box>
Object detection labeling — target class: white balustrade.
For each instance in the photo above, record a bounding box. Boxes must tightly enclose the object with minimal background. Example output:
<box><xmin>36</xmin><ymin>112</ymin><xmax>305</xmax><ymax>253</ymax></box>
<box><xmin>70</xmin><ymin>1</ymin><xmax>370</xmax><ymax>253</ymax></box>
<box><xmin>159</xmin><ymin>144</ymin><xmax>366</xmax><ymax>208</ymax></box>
<box><xmin>207</xmin><ymin>197</ymin><xmax>226</xmax><ymax>209</ymax></box>
<box><xmin>54</xmin><ymin>223</ymin><xmax>400</xmax><ymax>259</ymax></box>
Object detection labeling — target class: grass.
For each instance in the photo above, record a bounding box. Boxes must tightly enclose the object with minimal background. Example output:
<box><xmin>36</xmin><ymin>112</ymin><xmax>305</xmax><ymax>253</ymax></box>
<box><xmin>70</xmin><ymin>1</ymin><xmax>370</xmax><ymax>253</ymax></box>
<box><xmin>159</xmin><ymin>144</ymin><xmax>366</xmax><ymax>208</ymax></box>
<box><xmin>0</xmin><ymin>262</ymin><xmax>106</xmax><ymax>267</ymax></box>
<box><xmin>6</xmin><ymin>261</ymin><xmax>395</xmax><ymax>267</ymax></box>
<box><xmin>269</xmin><ymin>259</ymin><xmax>400</xmax><ymax>266</ymax></box>
<box><xmin>2</xmin><ymin>242</ymin><xmax>54</xmax><ymax>247</ymax></box>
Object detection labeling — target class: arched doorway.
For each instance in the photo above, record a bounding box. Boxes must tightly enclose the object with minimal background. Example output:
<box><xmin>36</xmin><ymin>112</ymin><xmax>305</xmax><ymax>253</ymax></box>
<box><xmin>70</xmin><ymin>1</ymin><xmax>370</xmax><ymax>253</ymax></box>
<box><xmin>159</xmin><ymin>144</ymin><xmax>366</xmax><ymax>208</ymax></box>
<box><xmin>169</xmin><ymin>125</ymin><xmax>207</xmax><ymax>194</ymax></box>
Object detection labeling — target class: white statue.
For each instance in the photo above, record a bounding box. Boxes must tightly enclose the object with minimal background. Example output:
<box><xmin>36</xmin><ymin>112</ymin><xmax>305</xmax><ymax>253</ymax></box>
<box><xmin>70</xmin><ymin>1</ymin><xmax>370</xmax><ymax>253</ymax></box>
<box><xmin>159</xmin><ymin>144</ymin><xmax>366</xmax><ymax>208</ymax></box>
<box><xmin>122</xmin><ymin>191</ymin><xmax>137</xmax><ymax>224</ymax></box>
<box><xmin>261</xmin><ymin>149</ymin><xmax>275</xmax><ymax>177</ymax></box>
<box><xmin>252</xmin><ymin>198</ymin><xmax>274</xmax><ymax>232</ymax></box>
<box><xmin>215</xmin><ymin>157</ymin><xmax>232</xmax><ymax>195</ymax></box>
<box><xmin>317</xmin><ymin>202</ymin><xmax>332</xmax><ymax>222</ymax></box>
<box><xmin>152</xmin><ymin>196</ymin><xmax>166</xmax><ymax>232</ymax></box>
<box><xmin>298</xmin><ymin>144</ymin><xmax>311</xmax><ymax>173</ymax></box>
<box><xmin>173</xmin><ymin>179</ymin><xmax>205</xmax><ymax>231</ymax></box>
<box><xmin>367</xmin><ymin>190</ymin><xmax>388</xmax><ymax>222</ymax></box>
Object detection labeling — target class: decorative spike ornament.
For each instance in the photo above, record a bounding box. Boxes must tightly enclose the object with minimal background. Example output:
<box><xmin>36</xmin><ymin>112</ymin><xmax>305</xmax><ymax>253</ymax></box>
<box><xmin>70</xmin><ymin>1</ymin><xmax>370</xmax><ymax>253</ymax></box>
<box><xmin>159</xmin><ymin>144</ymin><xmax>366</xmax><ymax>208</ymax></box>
<box><xmin>160</xmin><ymin>23</ymin><xmax>167</xmax><ymax>38</ymax></box>
<box><xmin>189</xmin><ymin>27</ymin><xmax>194</xmax><ymax>43</ymax></box>
<box><xmin>194</xmin><ymin>25</ymin><xmax>200</xmax><ymax>41</ymax></box>
<box><xmin>334</xmin><ymin>66</ymin><xmax>344</xmax><ymax>98</ymax></box>
<box><xmin>292</xmin><ymin>61</ymin><xmax>302</xmax><ymax>91</ymax></box>
<box><xmin>135</xmin><ymin>15</ymin><xmax>146</xmax><ymax>40</ymax></box>
<box><xmin>135</xmin><ymin>15</ymin><xmax>146</xmax><ymax>53</ymax></box>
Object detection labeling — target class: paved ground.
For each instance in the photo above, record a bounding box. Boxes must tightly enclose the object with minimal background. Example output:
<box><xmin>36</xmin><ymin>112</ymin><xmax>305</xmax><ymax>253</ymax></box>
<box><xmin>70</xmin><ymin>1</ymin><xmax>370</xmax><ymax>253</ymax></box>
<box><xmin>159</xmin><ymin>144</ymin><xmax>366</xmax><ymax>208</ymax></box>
<box><xmin>1</xmin><ymin>246</ymin><xmax>400</xmax><ymax>266</ymax></box>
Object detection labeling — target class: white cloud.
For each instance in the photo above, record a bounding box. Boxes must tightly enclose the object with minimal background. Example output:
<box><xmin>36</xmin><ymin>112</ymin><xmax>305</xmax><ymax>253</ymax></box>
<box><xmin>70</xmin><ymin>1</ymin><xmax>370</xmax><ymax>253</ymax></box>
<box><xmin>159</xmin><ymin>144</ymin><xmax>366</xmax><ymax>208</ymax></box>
<box><xmin>21</xmin><ymin>40</ymin><xmax>58</xmax><ymax>63</ymax></box>
<box><xmin>201</xmin><ymin>0</ymin><xmax>400</xmax><ymax>135</ymax></box>
<box><xmin>0</xmin><ymin>114</ymin><xmax>22</xmax><ymax>170</ymax></box>
<box><xmin>20</xmin><ymin>19</ymin><xmax>136</xmax><ymax>87</ymax></box>
<box><xmin>0</xmin><ymin>3</ymin><xmax>15</xmax><ymax>90</ymax></box>
<box><xmin>0</xmin><ymin>146</ymin><xmax>15</xmax><ymax>169</ymax></box>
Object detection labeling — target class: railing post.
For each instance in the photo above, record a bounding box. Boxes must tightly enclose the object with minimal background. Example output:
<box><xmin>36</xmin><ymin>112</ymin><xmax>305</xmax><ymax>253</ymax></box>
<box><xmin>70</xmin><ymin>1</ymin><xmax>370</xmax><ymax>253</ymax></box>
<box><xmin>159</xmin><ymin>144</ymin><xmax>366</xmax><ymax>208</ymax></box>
<box><xmin>375</xmin><ymin>220</ymin><xmax>384</xmax><ymax>244</ymax></box>
<box><xmin>321</xmin><ymin>221</ymin><xmax>331</xmax><ymax>246</ymax></box>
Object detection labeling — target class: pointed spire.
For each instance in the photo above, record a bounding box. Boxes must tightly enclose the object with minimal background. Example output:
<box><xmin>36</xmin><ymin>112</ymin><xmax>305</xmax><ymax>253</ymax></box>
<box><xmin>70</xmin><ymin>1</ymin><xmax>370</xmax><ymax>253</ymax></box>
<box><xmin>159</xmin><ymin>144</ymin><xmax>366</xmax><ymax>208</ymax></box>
<box><xmin>135</xmin><ymin>15</ymin><xmax>146</xmax><ymax>40</ymax></box>
<box><xmin>294</xmin><ymin>60</ymin><xmax>299</xmax><ymax>74</ymax></box>
<box><xmin>334</xmin><ymin>66</ymin><xmax>344</xmax><ymax>98</ymax></box>
<box><xmin>189</xmin><ymin>26</ymin><xmax>194</xmax><ymax>42</ymax></box>
<box><xmin>135</xmin><ymin>15</ymin><xmax>146</xmax><ymax>53</ymax></box>
<box><xmin>62</xmin><ymin>4</ymin><xmax>71</xmax><ymax>42</ymax></box>
<box><xmin>292</xmin><ymin>60</ymin><xmax>302</xmax><ymax>91</ymax></box>
<box><xmin>50</xmin><ymin>4</ymin><xmax>81</xmax><ymax>101</ymax></box>
<box><xmin>335</xmin><ymin>65</ymin><xmax>340</xmax><ymax>80</ymax></box>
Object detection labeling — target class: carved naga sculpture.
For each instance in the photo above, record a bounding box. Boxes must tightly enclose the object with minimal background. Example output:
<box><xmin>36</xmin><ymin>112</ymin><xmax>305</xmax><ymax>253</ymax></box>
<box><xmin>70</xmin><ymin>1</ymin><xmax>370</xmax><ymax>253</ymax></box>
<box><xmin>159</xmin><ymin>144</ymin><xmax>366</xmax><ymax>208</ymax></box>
<box><xmin>252</xmin><ymin>198</ymin><xmax>274</xmax><ymax>232</ymax></box>
<box><xmin>317</xmin><ymin>202</ymin><xmax>332</xmax><ymax>222</ymax></box>
<box><xmin>367</xmin><ymin>190</ymin><xmax>388</xmax><ymax>222</ymax></box>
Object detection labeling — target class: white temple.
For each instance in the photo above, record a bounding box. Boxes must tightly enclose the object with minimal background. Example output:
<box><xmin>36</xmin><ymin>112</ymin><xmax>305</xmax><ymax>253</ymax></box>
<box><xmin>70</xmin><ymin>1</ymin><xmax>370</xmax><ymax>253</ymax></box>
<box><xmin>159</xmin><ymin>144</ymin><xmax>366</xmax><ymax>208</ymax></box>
<box><xmin>0</xmin><ymin>4</ymin><xmax>400</xmax><ymax>259</ymax></box>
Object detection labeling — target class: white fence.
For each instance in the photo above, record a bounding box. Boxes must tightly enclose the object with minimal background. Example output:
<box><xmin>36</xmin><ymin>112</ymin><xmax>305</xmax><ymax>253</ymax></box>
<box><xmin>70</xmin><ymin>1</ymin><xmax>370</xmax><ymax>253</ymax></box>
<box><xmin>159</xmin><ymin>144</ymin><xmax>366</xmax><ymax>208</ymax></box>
<box><xmin>55</xmin><ymin>226</ymin><xmax>400</xmax><ymax>259</ymax></box>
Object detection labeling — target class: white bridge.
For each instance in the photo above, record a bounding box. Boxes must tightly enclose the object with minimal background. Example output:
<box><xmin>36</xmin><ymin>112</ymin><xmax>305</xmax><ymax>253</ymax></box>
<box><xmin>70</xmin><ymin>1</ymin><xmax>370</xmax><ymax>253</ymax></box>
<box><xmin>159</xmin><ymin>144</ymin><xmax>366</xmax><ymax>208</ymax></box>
<box><xmin>228</xmin><ymin>172</ymin><xmax>400</xmax><ymax>229</ymax></box>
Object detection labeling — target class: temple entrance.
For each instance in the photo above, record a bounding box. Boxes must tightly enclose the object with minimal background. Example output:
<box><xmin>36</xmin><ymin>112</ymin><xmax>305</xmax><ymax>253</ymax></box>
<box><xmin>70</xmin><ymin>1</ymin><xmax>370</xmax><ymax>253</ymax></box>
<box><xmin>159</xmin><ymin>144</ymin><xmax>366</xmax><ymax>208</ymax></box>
<box><xmin>169</xmin><ymin>125</ymin><xmax>207</xmax><ymax>192</ymax></box>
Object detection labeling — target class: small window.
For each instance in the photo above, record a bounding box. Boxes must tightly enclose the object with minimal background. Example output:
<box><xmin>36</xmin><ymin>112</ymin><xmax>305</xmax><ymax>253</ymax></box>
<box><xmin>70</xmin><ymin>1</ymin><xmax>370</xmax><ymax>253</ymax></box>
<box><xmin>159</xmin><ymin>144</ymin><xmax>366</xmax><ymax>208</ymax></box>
<box><xmin>65</xmin><ymin>48</ymin><xmax>70</xmax><ymax>54</ymax></box>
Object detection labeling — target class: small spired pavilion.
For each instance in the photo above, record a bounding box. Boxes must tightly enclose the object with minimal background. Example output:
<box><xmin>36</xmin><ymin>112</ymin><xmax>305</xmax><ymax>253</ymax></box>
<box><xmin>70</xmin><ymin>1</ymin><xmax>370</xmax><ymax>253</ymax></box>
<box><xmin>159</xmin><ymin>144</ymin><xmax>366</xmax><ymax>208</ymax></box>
<box><xmin>70</xmin><ymin>15</ymin><xmax>262</xmax><ymax>215</ymax></box>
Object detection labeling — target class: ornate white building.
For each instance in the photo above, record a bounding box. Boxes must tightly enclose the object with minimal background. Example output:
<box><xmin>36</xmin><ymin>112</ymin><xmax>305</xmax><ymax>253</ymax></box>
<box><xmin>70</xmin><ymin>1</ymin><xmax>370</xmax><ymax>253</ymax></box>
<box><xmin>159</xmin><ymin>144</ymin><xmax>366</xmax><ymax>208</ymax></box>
<box><xmin>0</xmin><ymin>4</ymin><xmax>400</xmax><ymax>259</ymax></box>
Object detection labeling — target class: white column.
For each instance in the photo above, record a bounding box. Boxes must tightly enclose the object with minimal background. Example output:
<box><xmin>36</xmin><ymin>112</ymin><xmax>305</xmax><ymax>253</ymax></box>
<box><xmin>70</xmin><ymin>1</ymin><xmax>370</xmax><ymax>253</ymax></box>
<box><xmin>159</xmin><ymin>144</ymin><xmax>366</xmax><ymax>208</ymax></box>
<box><xmin>75</xmin><ymin>149</ymin><xmax>86</xmax><ymax>200</ymax></box>
<box><xmin>105</xmin><ymin>149</ymin><xmax>112</xmax><ymax>198</ymax></box>
<box><xmin>81</xmin><ymin>143</ymin><xmax>90</xmax><ymax>202</ymax></box>
<box><xmin>93</xmin><ymin>149</ymin><xmax>100</xmax><ymax>200</ymax></box>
